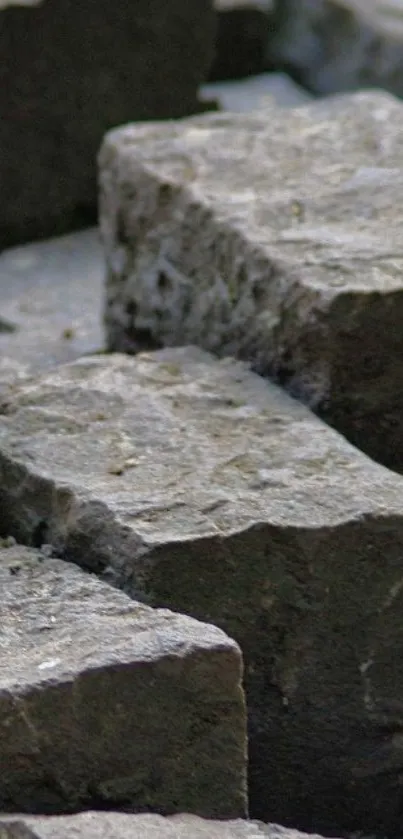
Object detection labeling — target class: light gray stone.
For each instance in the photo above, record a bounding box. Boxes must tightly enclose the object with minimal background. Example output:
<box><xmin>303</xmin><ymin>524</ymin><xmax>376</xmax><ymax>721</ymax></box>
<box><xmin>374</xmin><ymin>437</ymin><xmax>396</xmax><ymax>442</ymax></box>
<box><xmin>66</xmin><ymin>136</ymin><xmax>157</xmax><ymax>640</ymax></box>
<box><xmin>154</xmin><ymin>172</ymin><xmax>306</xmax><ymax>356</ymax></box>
<box><xmin>0</xmin><ymin>229</ymin><xmax>104</xmax><ymax>373</ymax></box>
<box><xmin>201</xmin><ymin>72</ymin><xmax>313</xmax><ymax>111</ymax></box>
<box><xmin>1</xmin><ymin>347</ymin><xmax>403</xmax><ymax>835</ymax></box>
<box><xmin>0</xmin><ymin>812</ymin><xmax>334</xmax><ymax>839</ymax></box>
<box><xmin>268</xmin><ymin>0</ymin><xmax>403</xmax><ymax>97</ymax></box>
<box><xmin>99</xmin><ymin>90</ymin><xmax>403</xmax><ymax>472</ymax></box>
<box><xmin>0</xmin><ymin>0</ymin><xmax>215</xmax><ymax>248</ymax></box>
<box><xmin>0</xmin><ymin>541</ymin><xmax>246</xmax><ymax>816</ymax></box>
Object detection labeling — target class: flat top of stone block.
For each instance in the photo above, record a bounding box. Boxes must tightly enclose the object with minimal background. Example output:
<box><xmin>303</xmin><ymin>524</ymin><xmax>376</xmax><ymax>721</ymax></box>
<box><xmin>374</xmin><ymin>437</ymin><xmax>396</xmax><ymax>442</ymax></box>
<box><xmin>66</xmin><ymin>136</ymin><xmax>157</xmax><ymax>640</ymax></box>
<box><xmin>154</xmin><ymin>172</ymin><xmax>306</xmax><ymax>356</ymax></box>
<box><xmin>0</xmin><ymin>541</ymin><xmax>237</xmax><ymax>692</ymax></box>
<box><xmin>100</xmin><ymin>91</ymin><xmax>403</xmax><ymax>296</ymax></box>
<box><xmin>0</xmin><ymin>812</ymin><xmax>333</xmax><ymax>839</ymax></box>
<box><xmin>1</xmin><ymin>347</ymin><xmax>402</xmax><ymax>542</ymax></box>
<box><xmin>0</xmin><ymin>229</ymin><xmax>104</xmax><ymax>373</ymax></box>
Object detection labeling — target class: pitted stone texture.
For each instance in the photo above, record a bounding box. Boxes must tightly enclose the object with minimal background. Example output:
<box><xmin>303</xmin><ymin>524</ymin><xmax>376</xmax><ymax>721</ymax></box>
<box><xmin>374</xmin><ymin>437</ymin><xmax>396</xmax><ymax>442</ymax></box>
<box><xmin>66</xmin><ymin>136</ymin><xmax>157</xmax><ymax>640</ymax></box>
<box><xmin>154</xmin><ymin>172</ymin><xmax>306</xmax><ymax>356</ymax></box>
<box><xmin>0</xmin><ymin>0</ymin><xmax>215</xmax><ymax>248</ymax></box>
<box><xmin>269</xmin><ymin>0</ymin><xmax>403</xmax><ymax>97</ymax></box>
<box><xmin>0</xmin><ymin>813</ymin><xmax>334</xmax><ymax>839</ymax></box>
<box><xmin>0</xmin><ymin>541</ymin><xmax>246</xmax><ymax>816</ymax></box>
<box><xmin>99</xmin><ymin>90</ymin><xmax>403</xmax><ymax>472</ymax></box>
<box><xmin>1</xmin><ymin>348</ymin><xmax>403</xmax><ymax>834</ymax></box>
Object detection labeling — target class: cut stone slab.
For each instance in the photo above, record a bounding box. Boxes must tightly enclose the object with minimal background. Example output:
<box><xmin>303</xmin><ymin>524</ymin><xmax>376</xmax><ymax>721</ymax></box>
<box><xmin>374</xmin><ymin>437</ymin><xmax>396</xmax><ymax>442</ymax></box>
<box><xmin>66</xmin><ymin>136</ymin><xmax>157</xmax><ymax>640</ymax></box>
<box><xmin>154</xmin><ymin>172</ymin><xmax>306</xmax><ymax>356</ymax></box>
<box><xmin>201</xmin><ymin>72</ymin><xmax>313</xmax><ymax>112</ymax></box>
<box><xmin>99</xmin><ymin>90</ymin><xmax>403</xmax><ymax>473</ymax></box>
<box><xmin>0</xmin><ymin>540</ymin><xmax>246</xmax><ymax>816</ymax></box>
<box><xmin>0</xmin><ymin>229</ymin><xmax>104</xmax><ymax>373</ymax></box>
<box><xmin>0</xmin><ymin>0</ymin><xmax>215</xmax><ymax>249</ymax></box>
<box><xmin>0</xmin><ymin>813</ymin><xmax>334</xmax><ymax>839</ymax></box>
<box><xmin>268</xmin><ymin>0</ymin><xmax>403</xmax><ymax>98</ymax></box>
<box><xmin>2</xmin><ymin>348</ymin><xmax>403</xmax><ymax>835</ymax></box>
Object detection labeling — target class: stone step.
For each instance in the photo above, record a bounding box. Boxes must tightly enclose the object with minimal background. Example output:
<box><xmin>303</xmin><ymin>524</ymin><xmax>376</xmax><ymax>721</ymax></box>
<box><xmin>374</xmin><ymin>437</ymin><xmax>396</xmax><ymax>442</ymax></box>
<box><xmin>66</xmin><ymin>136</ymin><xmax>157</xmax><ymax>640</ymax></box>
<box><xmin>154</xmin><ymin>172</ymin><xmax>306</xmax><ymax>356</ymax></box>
<box><xmin>0</xmin><ymin>541</ymin><xmax>246</xmax><ymax>816</ymax></box>
<box><xmin>1</xmin><ymin>346</ymin><xmax>403</xmax><ymax>835</ymax></box>
<box><xmin>0</xmin><ymin>812</ymin><xmax>333</xmax><ymax>839</ymax></box>
<box><xmin>99</xmin><ymin>89</ymin><xmax>403</xmax><ymax>473</ymax></box>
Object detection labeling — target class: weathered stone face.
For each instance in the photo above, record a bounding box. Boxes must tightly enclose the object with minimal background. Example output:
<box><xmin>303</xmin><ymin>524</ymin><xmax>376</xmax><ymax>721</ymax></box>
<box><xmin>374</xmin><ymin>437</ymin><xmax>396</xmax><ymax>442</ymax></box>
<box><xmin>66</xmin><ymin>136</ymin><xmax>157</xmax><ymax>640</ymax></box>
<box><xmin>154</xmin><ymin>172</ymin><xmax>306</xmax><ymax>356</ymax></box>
<box><xmin>0</xmin><ymin>0</ymin><xmax>215</xmax><ymax>249</ymax></box>
<box><xmin>268</xmin><ymin>0</ymin><xmax>403</xmax><ymax>98</ymax></box>
<box><xmin>2</xmin><ymin>347</ymin><xmax>403</xmax><ymax>834</ymax></box>
<box><xmin>0</xmin><ymin>540</ymin><xmax>246</xmax><ymax>816</ymax></box>
<box><xmin>0</xmin><ymin>812</ymin><xmax>336</xmax><ymax>839</ymax></box>
<box><xmin>99</xmin><ymin>90</ymin><xmax>403</xmax><ymax>473</ymax></box>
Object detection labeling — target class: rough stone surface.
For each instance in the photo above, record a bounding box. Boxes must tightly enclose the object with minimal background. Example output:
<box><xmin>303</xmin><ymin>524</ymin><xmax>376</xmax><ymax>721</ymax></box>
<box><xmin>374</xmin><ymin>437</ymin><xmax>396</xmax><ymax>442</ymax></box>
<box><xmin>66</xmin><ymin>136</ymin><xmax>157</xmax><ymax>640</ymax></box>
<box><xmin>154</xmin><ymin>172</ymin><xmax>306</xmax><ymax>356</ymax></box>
<box><xmin>0</xmin><ymin>540</ymin><xmax>246</xmax><ymax>816</ymax></box>
<box><xmin>0</xmin><ymin>812</ymin><xmax>334</xmax><ymax>839</ymax></box>
<box><xmin>0</xmin><ymin>0</ymin><xmax>215</xmax><ymax>249</ymax></box>
<box><xmin>268</xmin><ymin>0</ymin><xmax>403</xmax><ymax>97</ymax></box>
<box><xmin>0</xmin><ymin>229</ymin><xmax>104</xmax><ymax>373</ymax></box>
<box><xmin>100</xmin><ymin>90</ymin><xmax>403</xmax><ymax>473</ymax></box>
<box><xmin>210</xmin><ymin>0</ymin><xmax>272</xmax><ymax>81</ymax></box>
<box><xmin>2</xmin><ymin>347</ymin><xmax>403</xmax><ymax>835</ymax></box>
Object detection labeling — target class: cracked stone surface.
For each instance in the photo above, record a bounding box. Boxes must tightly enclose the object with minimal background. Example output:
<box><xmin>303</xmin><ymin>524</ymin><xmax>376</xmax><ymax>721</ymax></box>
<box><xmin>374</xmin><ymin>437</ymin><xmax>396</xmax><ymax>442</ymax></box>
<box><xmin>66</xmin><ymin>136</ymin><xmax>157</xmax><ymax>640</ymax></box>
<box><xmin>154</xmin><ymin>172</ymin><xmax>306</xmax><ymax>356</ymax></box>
<box><xmin>1</xmin><ymin>347</ymin><xmax>403</xmax><ymax>835</ymax></box>
<box><xmin>0</xmin><ymin>541</ymin><xmax>246</xmax><ymax>816</ymax></box>
<box><xmin>99</xmin><ymin>90</ymin><xmax>403</xmax><ymax>473</ymax></box>
<box><xmin>0</xmin><ymin>812</ymin><xmax>336</xmax><ymax>839</ymax></box>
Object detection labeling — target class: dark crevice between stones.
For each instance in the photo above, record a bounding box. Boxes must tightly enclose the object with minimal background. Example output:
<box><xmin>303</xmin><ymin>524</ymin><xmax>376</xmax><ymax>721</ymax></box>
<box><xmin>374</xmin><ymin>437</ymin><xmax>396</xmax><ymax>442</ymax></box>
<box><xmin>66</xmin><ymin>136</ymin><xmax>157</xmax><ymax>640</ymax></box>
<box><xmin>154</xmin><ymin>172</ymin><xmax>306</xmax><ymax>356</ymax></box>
<box><xmin>0</xmin><ymin>204</ymin><xmax>97</xmax><ymax>254</ymax></box>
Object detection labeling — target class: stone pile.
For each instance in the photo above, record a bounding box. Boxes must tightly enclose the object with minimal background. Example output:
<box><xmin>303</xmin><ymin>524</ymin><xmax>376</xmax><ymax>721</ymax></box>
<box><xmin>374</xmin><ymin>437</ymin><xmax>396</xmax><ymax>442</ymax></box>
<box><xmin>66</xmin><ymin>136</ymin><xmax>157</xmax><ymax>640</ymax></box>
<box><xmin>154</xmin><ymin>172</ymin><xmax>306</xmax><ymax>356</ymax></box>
<box><xmin>3</xmin><ymin>80</ymin><xmax>403</xmax><ymax>839</ymax></box>
<box><xmin>1</xmin><ymin>342</ymin><xmax>403</xmax><ymax>836</ymax></box>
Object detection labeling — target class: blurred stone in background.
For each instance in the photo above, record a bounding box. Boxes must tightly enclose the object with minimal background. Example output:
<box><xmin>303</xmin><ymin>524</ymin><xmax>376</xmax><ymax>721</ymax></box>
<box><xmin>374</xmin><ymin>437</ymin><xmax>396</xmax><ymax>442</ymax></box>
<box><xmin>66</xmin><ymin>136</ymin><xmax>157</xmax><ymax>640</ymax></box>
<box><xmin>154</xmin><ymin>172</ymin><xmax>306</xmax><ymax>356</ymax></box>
<box><xmin>268</xmin><ymin>0</ymin><xmax>403</xmax><ymax>97</ymax></box>
<box><xmin>209</xmin><ymin>0</ymin><xmax>272</xmax><ymax>80</ymax></box>
<box><xmin>0</xmin><ymin>0</ymin><xmax>215</xmax><ymax>249</ymax></box>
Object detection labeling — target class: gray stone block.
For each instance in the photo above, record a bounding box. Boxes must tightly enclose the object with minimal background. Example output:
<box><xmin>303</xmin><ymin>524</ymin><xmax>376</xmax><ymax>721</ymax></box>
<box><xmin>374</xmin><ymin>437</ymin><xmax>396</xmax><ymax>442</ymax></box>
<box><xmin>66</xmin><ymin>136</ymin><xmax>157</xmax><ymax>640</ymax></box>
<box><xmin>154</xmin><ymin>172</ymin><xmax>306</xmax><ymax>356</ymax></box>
<box><xmin>0</xmin><ymin>541</ymin><xmax>246</xmax><ymax>816</ymax></box>
<box><xmin>0</xmin><ymin>813</ymin><xmax>334</xmax><ymax>839</ymax></box>
<box><xmin>99</xmin><ymin>90</ymin><xmax>403</xmax><ymax>472</ymax></box>
<box><xmin>1</xmin><ymin>347</ymin><xmax>403</xmax><ymax>834</ymax></box>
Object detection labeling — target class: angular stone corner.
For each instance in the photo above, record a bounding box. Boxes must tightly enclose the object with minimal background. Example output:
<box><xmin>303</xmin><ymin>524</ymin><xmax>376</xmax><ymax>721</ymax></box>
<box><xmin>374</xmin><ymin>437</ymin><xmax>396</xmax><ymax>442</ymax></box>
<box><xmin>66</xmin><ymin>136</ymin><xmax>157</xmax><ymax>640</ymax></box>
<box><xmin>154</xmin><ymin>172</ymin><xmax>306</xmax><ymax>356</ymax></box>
<box><xmin>0</xmin><ymin>541</ymin><xmax>246</xmax><ymax>817</ymax></box>
<box><xmin>268</xmin><ymin>0</ymin><xmax>403</xmax><ymax>98</ymax></box>
<box><xmin>99</xmin><ymin>90</ymin><xmax>403</xmax><ymax>473</ymax></box>
<box><xmin>0</xmin><ymin>0</ymin><xmax>215</xmax><ymax>248</ymax></box>
<box><xmin>2</xmin><ymin>348</ymin><xmax>403</xmax><ymax>835</ymax></box>
<box><xmin>0</xmin><ymin>812</ymin><xmax>334</xmax><ymax>839</ymax></box>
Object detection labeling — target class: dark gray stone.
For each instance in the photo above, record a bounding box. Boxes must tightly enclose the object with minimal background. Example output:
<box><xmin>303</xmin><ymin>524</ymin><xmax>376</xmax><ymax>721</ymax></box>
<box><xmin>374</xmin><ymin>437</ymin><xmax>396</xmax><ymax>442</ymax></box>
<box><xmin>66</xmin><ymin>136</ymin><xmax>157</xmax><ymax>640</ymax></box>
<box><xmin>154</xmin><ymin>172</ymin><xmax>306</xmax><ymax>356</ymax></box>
<box><xmin>1</xmin><ymin>347</ymin><xmax>403</xmax><ymax>835</ymax></box>
<box><xmin>0</xmin><ymin>541</ymin><xmax>246</xmax><ymax>816</ymax></box>
<box><xmin>0</xmin><ymin>0</ymin><xmax>215</xmax><ymax>248</ymax></box>
<box><xmin>210</xmin><ymin>1</ymin><xmax>272</xmax><ymax>81</ymax></box>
